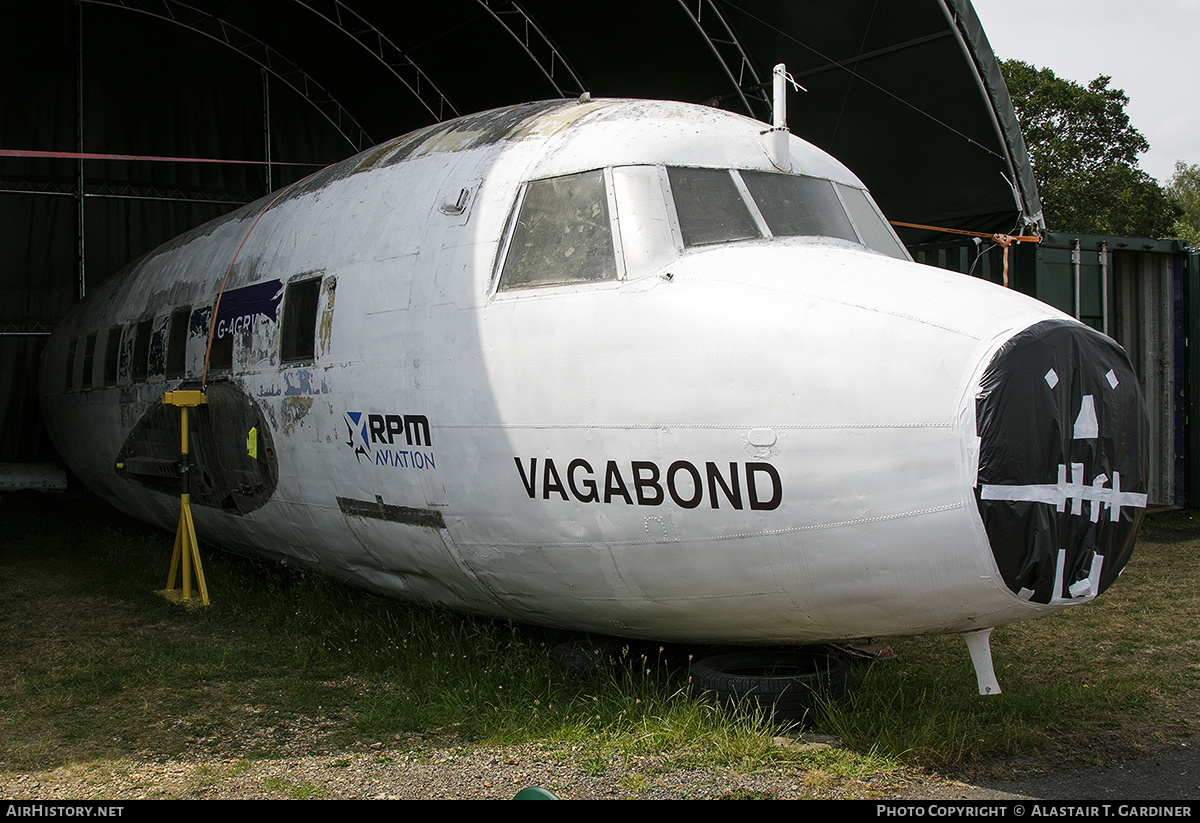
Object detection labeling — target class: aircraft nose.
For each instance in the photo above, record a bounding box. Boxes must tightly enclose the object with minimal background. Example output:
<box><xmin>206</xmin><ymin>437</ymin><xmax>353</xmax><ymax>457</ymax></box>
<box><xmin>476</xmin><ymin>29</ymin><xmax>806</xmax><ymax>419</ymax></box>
<box><xmin>974</xmin><ymin>319</ymin><xmax>1149</xmax><ymax>605</ymax></box>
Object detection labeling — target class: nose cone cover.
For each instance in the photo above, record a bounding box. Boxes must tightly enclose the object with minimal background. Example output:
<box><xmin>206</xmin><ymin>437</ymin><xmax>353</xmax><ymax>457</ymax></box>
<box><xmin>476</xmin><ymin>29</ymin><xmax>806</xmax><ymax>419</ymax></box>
<box><xmin>975</xmin><ymin>320</ymin><xmax>1149</xmax><ymax>605</ymax></box>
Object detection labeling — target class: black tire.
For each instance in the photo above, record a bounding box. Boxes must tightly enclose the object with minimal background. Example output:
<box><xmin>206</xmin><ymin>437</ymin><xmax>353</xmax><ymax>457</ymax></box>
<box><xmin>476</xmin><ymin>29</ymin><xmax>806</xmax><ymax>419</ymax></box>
<box><xmin>688</xmin><ymin>648</ymin><xmax>851</xmax><ymax>723</ymax></box>
<box><xmin>549</xmin><ymin>635</ymin><xmax>621</xmax><ymax>676</ymax></box>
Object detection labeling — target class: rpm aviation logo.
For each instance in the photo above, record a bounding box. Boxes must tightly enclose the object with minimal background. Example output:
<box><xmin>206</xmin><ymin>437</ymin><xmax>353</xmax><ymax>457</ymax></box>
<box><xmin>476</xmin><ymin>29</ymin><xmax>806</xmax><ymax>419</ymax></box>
<box><xmin>344</xmin><ymin>411</ymin><xmax>435</xmax><ymax>469</ymax></box>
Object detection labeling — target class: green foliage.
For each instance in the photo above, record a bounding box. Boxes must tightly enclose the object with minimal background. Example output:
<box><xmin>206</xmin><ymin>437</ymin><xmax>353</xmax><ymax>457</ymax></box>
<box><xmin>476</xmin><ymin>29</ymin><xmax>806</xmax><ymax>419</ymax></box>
<box><xmin>1167</xmin><ymin>161</ymin><xmax>1200</xmax><ymax>245</ymax></box>
<box><xmin>1001</xmin><ymin>60</ymin><xmax>1179</xmax><ymax>238</ymax></box>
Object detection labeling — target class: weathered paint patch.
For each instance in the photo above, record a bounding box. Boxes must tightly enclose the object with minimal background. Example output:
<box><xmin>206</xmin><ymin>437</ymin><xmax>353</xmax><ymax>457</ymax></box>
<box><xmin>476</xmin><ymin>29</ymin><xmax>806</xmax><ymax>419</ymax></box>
<box><xmin>117</xmin><ymin>326</ymin><xmax>135</xmax><ymax>385</ymax></box>
<box><xmin>279</xmin><ymin>395</ymin><xmax>314</xmax><ymax>433</ymax></box>
<box><xmin>189</xmin><ymin>306</ymin><xmax>212</xmax><ymax>338</ymax></box>
<box><xmin>317</xmin><ymin>276</ymin><xmax>336</xmax><ymax>358</ymax></box>
<box><xmin>147</xmin><ymin>315</ymin><xmax>169</xmax><ymax>377</ymax></box>
<box><xmin>337</xmin><ymin>495</ymin><xmax>446</xmax><ymax>529</ymax></box>
<box><xmin>385</xmin><ymin>101</ymin><xmax>571</xmax><ymax>166</ymax></box>
<box><xmin>279</xmin><ymin>101</ymin><xmax>573</xmax><ymax>201</ymax></box>
<box><xmin>283</xmin><ymin>368</ymin><xmax>315</xmax><ymax>396</ymax></box>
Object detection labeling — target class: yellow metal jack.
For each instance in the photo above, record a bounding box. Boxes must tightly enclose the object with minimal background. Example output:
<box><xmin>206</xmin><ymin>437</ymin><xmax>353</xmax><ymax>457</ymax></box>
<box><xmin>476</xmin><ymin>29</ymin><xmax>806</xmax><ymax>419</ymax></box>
<box><xmin>158</xmin><ymin>389</ymin><xmax>210</xmax><ymax>607</ymax></box>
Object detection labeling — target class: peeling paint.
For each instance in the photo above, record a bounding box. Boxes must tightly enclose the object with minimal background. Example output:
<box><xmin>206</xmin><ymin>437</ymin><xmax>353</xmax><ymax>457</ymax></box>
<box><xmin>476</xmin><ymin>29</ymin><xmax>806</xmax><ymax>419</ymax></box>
<box><xmin>189</xmin><ymin>306</ymin><xmax>212</xmax><ymax>338</ymax></box>
<box><xmin>279</xmin><ymin>395</ymin><xmax>313</xmax><ymax>433</ymax></box>
<box><xmin>118</xmin><ymin>401</ymin><xmax>148</xmax><ymax>431</ymax></box>
<box><xmin>283</xmin><ymin>368</ymin><xmax>315</xmax><ymax>396</ymax></box>
<box><xmin>274</xmin><ymin>102</ymin><xmax>577</xmax><ymax>207</ymax></box>
<box><xmin>260</xmin><ymin>397</ymin><xmax>278</xmax><ymax>429</ymax></box>
<box><xmin>317</xmin><ymin>276</ymin><xmax>336</xmax><ymax>358</ymax></box>
<box><xmin>385</xmin><ymin>101</ymin><xmax>570</xmax><ymax>166</ymax></box>
<box><xmin>353</xmin><ymin>140</ymin><xmax>408</xmax><ymax>174</ymax></box>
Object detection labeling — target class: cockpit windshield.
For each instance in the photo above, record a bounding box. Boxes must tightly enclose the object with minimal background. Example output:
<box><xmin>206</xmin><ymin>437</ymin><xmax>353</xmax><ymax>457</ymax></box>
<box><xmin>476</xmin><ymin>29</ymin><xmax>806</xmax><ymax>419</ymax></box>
<box><xmin>666</xmin><ymin>167</ymin><xmax>762</xmax><ymax>247</ymax></box>
<box><xmin>498</xmin><ymin>169</ymin><xmax>618</xmax><ymax>291</ymax></box>
<box><xmin>668</xmin><ymin>166</ymin><xmax>907</xmax><ymax>259</ymax></box>
<box><xmin>495</xmin><ymin>165</ymin><xmax>908</xmax><ymax>291</ymax></box>
<box><xmin>739</xmin><ymin>171</ymin><xmax>857</xmax><ymax>243</ymax></box>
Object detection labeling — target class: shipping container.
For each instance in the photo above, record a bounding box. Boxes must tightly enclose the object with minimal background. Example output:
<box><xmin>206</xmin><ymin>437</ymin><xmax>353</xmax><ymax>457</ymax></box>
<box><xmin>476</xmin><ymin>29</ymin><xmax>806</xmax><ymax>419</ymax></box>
<box><xmin>912</xmin><ymin>233</ymin><xmax>1198</xmax><ymax>507</ymax></box>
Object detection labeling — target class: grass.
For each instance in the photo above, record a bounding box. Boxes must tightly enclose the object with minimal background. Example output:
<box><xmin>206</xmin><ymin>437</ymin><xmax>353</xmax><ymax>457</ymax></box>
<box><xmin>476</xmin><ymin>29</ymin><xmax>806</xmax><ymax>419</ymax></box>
<box><xmin>0</xmin><ymin>494</ymin><xmax>782</xmax><ymax>774</ymax></box>
<box><xmin>817</xmin><ymin>509</ymin><xmax>1200</xmax><ymax>775</ymax></box>
<box><xmin>1</xmin><ymin>492</ymin><xmax>1197</xmax><ymax>790</ymax></box>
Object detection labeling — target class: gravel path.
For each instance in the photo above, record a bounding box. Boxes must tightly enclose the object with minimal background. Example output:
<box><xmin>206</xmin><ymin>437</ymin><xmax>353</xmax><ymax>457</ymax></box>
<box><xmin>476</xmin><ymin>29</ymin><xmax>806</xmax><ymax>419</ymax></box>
<box><xmin>1</xmin><ymin>735</ymin><xmax>1027</xmax><ymax>800</ymax></box>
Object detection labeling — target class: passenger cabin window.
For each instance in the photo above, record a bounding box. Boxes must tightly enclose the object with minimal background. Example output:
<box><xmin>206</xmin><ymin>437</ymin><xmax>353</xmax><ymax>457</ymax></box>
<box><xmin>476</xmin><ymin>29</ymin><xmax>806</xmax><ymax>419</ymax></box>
<box><xmin>281</xmin><ymin>277</ymin><xmax>321</xmax><ymax>362</ymax></box>
<box><xmin>667</xmin><ymin>167</ymin><xmax>761</xmax><ymax>247</ymax></box>
<box><xmin>131</xmin><ymin>319</ymin><xmax>152</xmax><ymax>382</ymax></box>
<box><xmin>166</xmin><ymin>309</ymin><xmax>189</xmax><ymax>379</ymax></box>
<box><xmin>197</xmin><ymin>306</ymin><xmax>231</xmax><ymax>373</ymax></box>
<box><xmin>148</xmin><ymin>319</ymin><xmax>167</xmax><ymax>378</ymax></box>
<box><xmin>81</xmin><ymin>333</ymin><xmax>97</xmax><ymax>389</ymax></box>
<box><xmin>103</xmin><ymin>327</ymin><xmax>121</xmax><ymax>386</ymax></box>
<box><xmin>498</xmin><ymin>169</ymin><xmax>617</xmax><ymax>291</ymax></box>
<box><xmin>64</xmin><ymin>339</ymin><xmax>77</xmax><ymax>392</ymax></box>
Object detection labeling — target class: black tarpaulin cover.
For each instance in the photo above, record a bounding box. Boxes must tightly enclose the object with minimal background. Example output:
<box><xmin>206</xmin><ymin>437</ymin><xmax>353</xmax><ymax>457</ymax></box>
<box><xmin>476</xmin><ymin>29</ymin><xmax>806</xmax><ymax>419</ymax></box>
<box><xmin>975</xmin><ymin>320</ymin><xmax>1148</xmax><ymax>604</ymax></box>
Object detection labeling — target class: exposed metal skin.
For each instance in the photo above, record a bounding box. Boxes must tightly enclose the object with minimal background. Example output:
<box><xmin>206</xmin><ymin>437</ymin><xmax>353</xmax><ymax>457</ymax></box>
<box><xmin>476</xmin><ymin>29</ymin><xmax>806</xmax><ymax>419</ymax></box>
<box><xmin>40</xmin><ymin>98</ymin><xmax>1148</xmax><ymax>690</ymax></box>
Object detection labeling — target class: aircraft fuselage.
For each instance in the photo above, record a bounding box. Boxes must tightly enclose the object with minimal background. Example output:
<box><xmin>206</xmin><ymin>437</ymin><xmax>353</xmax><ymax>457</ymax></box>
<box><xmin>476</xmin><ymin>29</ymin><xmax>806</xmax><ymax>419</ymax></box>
<box><xmin>40</xmin><ymin>98</ymin><xmax>1148</xmax><ymax>650</ymax></box>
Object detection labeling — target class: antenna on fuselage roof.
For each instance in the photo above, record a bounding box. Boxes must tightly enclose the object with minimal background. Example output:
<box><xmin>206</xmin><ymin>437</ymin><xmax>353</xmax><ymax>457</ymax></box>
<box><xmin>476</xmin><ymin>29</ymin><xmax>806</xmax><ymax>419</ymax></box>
<box><xmin>765</xmin><ymin>63</ymin><xmax>805</xmax><ymax>172</ymax></box>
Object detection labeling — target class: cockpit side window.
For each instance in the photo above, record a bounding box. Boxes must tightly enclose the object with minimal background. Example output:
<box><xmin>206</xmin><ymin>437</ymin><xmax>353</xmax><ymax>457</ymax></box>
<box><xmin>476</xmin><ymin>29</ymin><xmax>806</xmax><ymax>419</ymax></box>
<box><xmin>497</xmin><ymin>169</ymin><xmax>618</xmax><ymax>291</ymax></box>
<box><xmin>666</xmin><ymin>167</ymin><xmax>762</xmax><ymax>248</ymax></box>
<box><xmin>836</xmin><ymin>184</ymin><xmax>910</xmax><ymax>260</ymax></box>
<box><xmin>740</xmin><ymin>171</ymin><xmax>858</xmax><ymax>244</ymax></box>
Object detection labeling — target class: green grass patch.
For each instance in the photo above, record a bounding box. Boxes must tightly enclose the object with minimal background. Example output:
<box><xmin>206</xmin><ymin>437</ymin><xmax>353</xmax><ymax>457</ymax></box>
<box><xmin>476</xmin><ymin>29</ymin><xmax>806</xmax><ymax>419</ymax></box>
<box><xmin>2</xmin><ymin>494</ymin><xmax>1197</xmax><ymax>784</ymax></box>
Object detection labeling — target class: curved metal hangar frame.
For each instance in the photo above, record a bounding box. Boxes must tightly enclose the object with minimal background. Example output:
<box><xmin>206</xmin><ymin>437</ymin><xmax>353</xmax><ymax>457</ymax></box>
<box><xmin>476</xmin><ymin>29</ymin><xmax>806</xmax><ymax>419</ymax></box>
<box><xmin>3</xmin><ymin>1</ymin><xmax>1041</xmax><ymax>461</ymax></box>
<box><xmin>2</xmin><ymin>0</ymin><xmax>1037</xmax><ymax>304</ymax></box>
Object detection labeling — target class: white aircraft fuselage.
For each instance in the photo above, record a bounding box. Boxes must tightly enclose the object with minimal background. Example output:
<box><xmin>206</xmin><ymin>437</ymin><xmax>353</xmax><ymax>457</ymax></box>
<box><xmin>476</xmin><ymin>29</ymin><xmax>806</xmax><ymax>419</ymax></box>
<box><xmin>40</xmin><ymin>99</ymin><xmax>1148</xmax><ymax>663</ymax></box>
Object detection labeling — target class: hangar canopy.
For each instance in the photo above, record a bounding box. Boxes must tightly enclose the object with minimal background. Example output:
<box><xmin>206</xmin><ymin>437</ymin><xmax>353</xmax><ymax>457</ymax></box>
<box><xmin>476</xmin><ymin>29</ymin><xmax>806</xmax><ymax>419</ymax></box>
<box><xmin>1</xmin><ymin>0</ymin><xmax>1040</xmax><ymax>460</ymax></box>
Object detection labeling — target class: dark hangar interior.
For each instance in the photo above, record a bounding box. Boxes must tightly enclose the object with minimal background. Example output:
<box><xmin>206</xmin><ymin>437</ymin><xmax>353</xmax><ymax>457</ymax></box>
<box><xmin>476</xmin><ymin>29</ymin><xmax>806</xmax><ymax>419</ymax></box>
<box><xmin>1</xmin><ymin>0</ymin><xmax>1039</xmax><ymax>462</ymax></box>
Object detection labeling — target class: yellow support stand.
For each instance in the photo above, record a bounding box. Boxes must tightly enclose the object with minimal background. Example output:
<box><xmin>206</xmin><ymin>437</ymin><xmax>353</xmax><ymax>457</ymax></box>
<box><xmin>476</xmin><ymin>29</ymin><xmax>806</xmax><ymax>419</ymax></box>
<box><xmin>158</xmin><ymin>389</ymin><xmax>210</xmax><ymax>607</ymax></box>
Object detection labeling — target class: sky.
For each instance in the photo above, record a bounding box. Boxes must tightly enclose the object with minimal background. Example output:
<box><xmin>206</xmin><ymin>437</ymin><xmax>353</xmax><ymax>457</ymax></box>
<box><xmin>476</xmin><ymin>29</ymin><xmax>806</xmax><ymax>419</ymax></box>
<box><xmin>970</xmin><ymin>0</ymin><xmax>1197</xmax><ymax>186</ymax></box>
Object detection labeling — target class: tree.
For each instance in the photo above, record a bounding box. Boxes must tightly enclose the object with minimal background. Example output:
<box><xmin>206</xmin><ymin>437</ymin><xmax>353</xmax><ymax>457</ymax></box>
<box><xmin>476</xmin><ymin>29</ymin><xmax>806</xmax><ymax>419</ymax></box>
<box><xmin>1000</xmin><ymin>59</ymin><xmax>1179</xmax><ymax>238</ymax></box>
<box><xmin>1167</xmin><ymin>161</ymin><xmax>1200</xmax><ymax>245</ymax></box>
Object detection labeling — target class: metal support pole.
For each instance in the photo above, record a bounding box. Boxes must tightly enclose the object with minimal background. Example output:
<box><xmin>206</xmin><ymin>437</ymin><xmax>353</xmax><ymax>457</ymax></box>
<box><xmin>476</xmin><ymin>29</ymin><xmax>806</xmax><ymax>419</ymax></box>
<box><xmin>159</xmin><ymin>390</ymin><xmax>210</xmax><ymax>607</ymax></box>
<box><xmin>1101</xmin><ymin>241</ymin><xmax>1110</xmax><ymax>336</ymax></box>
<box><xmin>962</xmin><ymin>627</ymin><xmax>1001</xmax><ymax>695</ymax></box>
<box><xmin>1080</xmin><ymin>238</ymin><xmax>1089</xmax><ymax>321</ymax></box>
<box><xmin>262</xmin><ymin>68</ymin><xmax>272</xmax><ymax>194</ymax></box>
<box><xmin>769</xmin><ymin>64</ymin><xmax>790</xmax><ymax>172</ymax></box>
<box><xmin>76</xmin><ymin>0</ymin><xmax>86</xmax><ymax>300</ymax></box>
